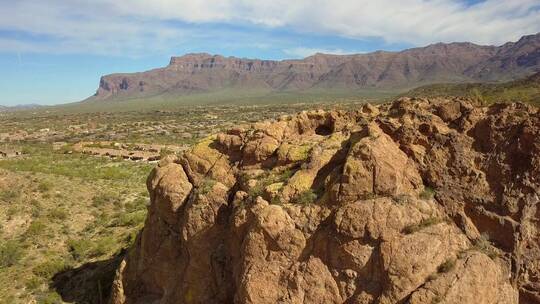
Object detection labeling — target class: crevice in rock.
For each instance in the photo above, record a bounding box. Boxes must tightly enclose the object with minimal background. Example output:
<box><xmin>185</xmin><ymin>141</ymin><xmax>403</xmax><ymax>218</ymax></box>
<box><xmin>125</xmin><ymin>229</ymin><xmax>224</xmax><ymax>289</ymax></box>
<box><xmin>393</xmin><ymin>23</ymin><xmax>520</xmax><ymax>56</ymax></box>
<box><xmin>311</xmin><ymin>139</ymin><xmax>350</xmax><ymax>191</ymax></box>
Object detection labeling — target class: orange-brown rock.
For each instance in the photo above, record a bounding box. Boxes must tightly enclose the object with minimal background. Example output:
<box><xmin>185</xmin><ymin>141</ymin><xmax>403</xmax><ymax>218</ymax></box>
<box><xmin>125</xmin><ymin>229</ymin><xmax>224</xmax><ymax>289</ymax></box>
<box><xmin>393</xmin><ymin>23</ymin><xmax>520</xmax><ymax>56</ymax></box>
<box><xmin>109</xmin><ymin>97</ymin><xmax>539</xmax><ymax>304</ymax></box>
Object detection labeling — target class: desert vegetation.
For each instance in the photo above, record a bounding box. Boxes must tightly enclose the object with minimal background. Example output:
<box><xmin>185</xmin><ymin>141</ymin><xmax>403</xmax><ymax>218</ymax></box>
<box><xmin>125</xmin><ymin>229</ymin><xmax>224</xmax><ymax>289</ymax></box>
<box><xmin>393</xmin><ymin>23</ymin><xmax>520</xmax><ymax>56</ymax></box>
<box><xmin>0</xmin><ymin>147</ymin><xmax>151</xmax><ymax>303</ymax></box>
<box><xmin>0</xmin><ymin>101</ymin><xmax>365</xmax><ymax>303</ymax></box>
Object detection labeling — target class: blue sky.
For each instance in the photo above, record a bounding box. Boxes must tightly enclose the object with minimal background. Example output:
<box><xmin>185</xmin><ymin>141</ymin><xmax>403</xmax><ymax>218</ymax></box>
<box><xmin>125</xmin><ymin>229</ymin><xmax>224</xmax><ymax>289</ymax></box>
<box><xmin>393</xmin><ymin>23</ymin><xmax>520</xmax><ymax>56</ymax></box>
<box><xmin>0</xmin><ymin>0</ymin><xmax>539</xmax><ymax>106</ymax></box>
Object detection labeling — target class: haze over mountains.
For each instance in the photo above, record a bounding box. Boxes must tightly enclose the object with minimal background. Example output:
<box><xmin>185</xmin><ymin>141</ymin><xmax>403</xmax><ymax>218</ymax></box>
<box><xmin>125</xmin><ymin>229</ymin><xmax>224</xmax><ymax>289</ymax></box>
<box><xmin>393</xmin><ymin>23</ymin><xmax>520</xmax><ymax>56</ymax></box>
<box><xmin>89</xmin><ymin>33</ymin><xmax>540</xmax><ymax>102</ymax></box>
<box><xmin>0</xmin><ymin>104</ymin><xmax>44</xmax><ymax>112</ymax></box>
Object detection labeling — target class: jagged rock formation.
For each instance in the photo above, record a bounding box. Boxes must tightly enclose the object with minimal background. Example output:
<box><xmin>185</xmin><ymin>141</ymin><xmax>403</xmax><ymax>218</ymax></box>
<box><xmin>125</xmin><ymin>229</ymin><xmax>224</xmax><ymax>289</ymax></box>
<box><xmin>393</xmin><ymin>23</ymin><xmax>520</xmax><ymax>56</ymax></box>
<box><xmin>109</xmin><ymin>98</ymin><xmax>539</xmax><ymax>304</ymax></box>
<box><xmin>92</xmin><ymin>33</ymin><xmax>540</xmax><ymax>102</ymax></box>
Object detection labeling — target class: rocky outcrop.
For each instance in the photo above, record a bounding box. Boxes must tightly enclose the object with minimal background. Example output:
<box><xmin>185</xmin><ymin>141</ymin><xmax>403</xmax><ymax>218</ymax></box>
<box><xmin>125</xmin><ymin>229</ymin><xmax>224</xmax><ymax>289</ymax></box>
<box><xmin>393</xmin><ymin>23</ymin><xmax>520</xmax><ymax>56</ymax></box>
<box><xmin>109</xmin><ymin>97</ymin><xmax>539</xmax><ymax>304</ymax></box>
<box><xmin>70</xmin><ymin>141</ymin><xmax>187</xmax><ymax>162</ymax></box>
<box><xmin>91</xmin><ymin>33</ymin><xmax>540</xmax><ymax>102</ymax></box>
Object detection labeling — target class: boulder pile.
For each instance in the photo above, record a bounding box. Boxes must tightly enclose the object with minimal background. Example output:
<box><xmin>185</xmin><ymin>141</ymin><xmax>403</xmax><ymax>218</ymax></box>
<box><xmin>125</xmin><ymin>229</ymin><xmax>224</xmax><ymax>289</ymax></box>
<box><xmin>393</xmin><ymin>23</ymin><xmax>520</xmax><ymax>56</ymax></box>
<box><xmin>109</xmin><ymin>98</ymin><xmax>540</xmax><ymax>304</ymax></box>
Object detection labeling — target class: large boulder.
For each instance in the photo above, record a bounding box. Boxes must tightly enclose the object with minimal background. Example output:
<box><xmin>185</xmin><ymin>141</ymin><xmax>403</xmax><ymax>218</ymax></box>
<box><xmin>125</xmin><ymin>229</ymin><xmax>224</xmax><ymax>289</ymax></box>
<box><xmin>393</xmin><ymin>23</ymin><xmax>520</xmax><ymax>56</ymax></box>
<box><xmin>109</xmin><ymin>98</ymin><xmax>539</xmax><ymax>304</ymax></box>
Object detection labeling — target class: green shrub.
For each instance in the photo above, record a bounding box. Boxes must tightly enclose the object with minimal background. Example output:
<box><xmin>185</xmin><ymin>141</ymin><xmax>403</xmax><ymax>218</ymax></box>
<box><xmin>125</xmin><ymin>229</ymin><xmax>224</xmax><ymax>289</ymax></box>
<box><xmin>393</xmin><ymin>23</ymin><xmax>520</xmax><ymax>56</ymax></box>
<box><xmin>419</xmin><ymin>187</ymin><xmax>436</xmax><ymax>200</ymax></box>
<box><xmin>20</xmin><ymin>146</ymin><xmax>33</xmax><ymax>155</ymax></box>
<box><xmin>437</xmin><ymin>258</ymin><xmax>456</xmax><ymax>273</ymax></box>
<box><xmin>295</xmin><ymin>189</ymin><xmax>318</xmax><ymax>205</ymax></box>
<box><xmin>33</xmin><ymin>259</ymin><xmax>71</xmax><ymax>279</ymax></box>
<box><xmin>277</xmin><ymin>169</ymin><xmax>294</xmax><ymax>181</ymax></box>
<box><xmin>0</xmin><ymin>149</ymin><xmax>152</xmax><ymax>182</ymax></box>
<box><xmin>0</xmin><ymin>189</ymin><xmax>20</xmax><ymax>202</ymax></box>
<box><xmin>0</xmin><ymin>295</ymin><xmax>16</xmax><ymax>304</ymax></box>
<box><xmin>92</xmin><ymin>192</ymin><xmax>121</xmax><ymax>207</ymax></box>
<box><xmin>471</xmin><ymin>88</ymin><xmax>486</xmax><ymax>104</ymax></box>
<box><xmin>199</xmin><ymin>178</ymin><xmax>217</xmax><ymax>195</ymax></box>
<box><xmin>159</xmin><ymin>148</ymin><xmax>175</xmax><ymax>158</ymax></box>
<box><xmin>26</xmin><ymin>219</ymin><xmax>47</xmax><ymax>237</ymax></box>
<box><xmin>6</xmin><ymin>206</ymin><xmax>20</xmax><ymax>218</ymax></box>
<box><xmin>67</xmin><ymin>239</ymin><xmax>93</xmax><ymax>261</ymax></box>
<box><xmin>246</xmin><ymin>169</ymin><xmax>297</xmax><ymax>199</ymax></box>
<box><xmin>403</xmin><ymin>217</ymin><xmax>445</xmax><ymax>234</ymax></box>
<box><xmin>37</xmin><ymin>181</ymin><xmax>53</xmax><ymax>193</ymax></box>
<box><xmin>49</xmin><ymin>208</ymin><xmax>68</xmax><ymax>220</ymax></box>
<box><xmin>115</xmin><ymin>211</ymin><xmax>147</xmax><ymax>227</ymax></box>
<box><xmin>248</xmin><ymin>183</ymin><xmax>264</xmax><ymax>198</ymax></box>
<box><xmin>472</xmin><ymin>233</ymin><xmax>499</xmax><ymax>259</ymax></box>
<box><xmin>25</xmin><ymin>276</ymin><xmax>42</xmax><ymax>291</ymax></box>
<box><xmin>93</xmin><ymin>211</ymin><xmax>110</xmax><ymax>227</ymax></box>
<box><xmin>0</xmin><ymin>240</ymin><xmax>24</xmax><ymax>267</ymax></box>
<box><xmin>36</xmin><ymin>291</ymin><xmax>63</xmax><ymax>304</ymax></box>
<box><xmin>30</xmin><ymin>199</ymin><xmax>43</xmax><ymax>217</ymax></box>
<box><xmin>91</xmin><ymin>237</ymin><xmax>117</xmax><ymax>257</ymax></box>
<box><xmin>270</xmin><ymin>196</ymin><xmax>282</xmax><ymax>205</ymax></box>
<box><xmin>124</xmin><ymin>197</ymin><xmax>148</xmax><ymax>212</ymax></box>
<box><xmin>125</xmin><ymin>229</ymin><xmax>141</xmax><ymax>246</ymax></box>
<box><xmin>393</xmin><ymin>194</ymin><xmax>411</xmax><ymax>204</ymax></box>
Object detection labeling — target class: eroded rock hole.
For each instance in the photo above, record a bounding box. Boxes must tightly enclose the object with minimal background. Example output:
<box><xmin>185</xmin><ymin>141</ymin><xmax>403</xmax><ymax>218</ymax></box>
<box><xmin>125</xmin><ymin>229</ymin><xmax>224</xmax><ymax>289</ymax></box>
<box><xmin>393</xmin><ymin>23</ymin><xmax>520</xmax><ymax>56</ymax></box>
<box><xmin>315</xmin><ymin>124</ymin><xmax>333</xmax><ymax>136</ymax></box>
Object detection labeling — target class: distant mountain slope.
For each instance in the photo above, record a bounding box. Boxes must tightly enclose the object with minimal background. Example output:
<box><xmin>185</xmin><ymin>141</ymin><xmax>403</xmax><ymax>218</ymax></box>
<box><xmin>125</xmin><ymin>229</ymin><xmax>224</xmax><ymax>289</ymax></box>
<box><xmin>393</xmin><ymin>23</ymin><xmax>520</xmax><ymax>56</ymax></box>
<box><xmin>89</xmin><ymin>33</ymin><xmax>540</xmax><ymax>102</ymax></box>
<box><xmin>0</xmin><ymin>104</ymin><xmax>44</xmax><ymax>112</ymax></box>
<box><xmin>403</xmin><ymin>72</ymin><xmax>540</xmax><ymax>105</ymax></box>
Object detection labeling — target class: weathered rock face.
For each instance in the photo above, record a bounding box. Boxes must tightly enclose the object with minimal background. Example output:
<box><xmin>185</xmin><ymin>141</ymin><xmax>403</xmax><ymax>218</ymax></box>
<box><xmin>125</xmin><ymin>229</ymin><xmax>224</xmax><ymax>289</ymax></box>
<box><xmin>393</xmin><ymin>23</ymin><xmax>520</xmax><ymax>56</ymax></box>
<box><xmin>109</xmin><ymin>98</ymin><xmax>540</xmax><ymax>304</ymax></box>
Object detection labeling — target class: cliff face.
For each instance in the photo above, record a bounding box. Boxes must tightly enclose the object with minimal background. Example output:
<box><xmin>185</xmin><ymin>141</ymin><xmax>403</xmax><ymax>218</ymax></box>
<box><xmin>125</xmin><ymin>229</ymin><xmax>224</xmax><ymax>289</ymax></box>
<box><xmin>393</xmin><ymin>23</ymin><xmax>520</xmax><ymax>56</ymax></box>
<box><xmin>109</xmin><ymin>98</ymin><xmax>539</xmax><ymax>304</ymax></box>
<box><xmin>92</xmin><ymin>33</ymin><xmax>540</xmax><ymax>102</ymax></box>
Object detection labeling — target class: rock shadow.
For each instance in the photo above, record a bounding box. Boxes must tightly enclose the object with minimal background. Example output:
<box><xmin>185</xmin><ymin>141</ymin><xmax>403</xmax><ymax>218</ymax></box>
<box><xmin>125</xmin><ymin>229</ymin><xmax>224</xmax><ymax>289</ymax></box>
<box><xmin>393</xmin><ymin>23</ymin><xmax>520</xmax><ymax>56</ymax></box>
<box><xmin>51</xmin><ymin>253</ymin><xmax>124</xmax><ymax>304</ymax></box>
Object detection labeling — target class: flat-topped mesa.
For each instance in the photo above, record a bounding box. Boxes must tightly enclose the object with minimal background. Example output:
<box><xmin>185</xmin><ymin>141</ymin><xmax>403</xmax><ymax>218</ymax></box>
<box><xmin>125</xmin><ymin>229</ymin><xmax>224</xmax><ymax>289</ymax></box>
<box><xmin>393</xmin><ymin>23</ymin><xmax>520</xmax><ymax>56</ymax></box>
<box><xmin>89</xmin><ymin>33</ymin><xmax>540</xmax><ymax>102</ymax></box>
<box><xmin>168</xmin><ymin>52</ymin><xmax>215</xmax><ymax>65</ymax></box>
<box><xmin>109</xmin><ymin>97</ymin><xmax>540</xmax><ymax>304</ymax></box>
<box><xmin>168</xmin><ymin>53</ymin><xmax>280</xmax><ymax>71</ymax></box>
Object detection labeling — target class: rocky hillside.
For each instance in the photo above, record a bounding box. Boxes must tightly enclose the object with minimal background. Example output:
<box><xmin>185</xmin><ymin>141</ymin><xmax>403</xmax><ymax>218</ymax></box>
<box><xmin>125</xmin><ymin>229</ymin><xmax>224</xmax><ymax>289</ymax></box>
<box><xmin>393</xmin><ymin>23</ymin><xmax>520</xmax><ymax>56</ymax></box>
<box><xmin>404</xmin><ymin>72</ymin><xmax>540</xmax><ymax>105</ymax></box>
<box><xmin>108</xmin><ymin>98</ymin><xmax>539</xmax><ymax>303</ymax></box>
<box><xmin>92</xmin><ymin>33</ymin><xmax>540</xmax><ymax>102</ymax></box>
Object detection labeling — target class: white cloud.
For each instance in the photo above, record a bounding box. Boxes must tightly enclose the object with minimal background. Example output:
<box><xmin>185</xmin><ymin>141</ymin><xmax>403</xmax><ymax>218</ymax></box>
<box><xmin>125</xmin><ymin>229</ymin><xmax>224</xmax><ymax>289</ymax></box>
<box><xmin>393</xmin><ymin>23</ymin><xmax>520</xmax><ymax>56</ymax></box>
<box><xmin>0</xmin><ymin>0</ymin><xmax>538</xmax><ymax>56</ymax></box>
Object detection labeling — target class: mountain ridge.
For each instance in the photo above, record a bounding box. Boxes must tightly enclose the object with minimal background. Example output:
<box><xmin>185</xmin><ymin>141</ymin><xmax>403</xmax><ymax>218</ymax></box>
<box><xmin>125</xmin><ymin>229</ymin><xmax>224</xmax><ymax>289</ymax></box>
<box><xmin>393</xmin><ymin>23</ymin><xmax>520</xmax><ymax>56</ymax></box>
<box><xmin>90</xmin><ymin>33</ymin><xmax>540</xmax><ymax>102</ymax></box>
